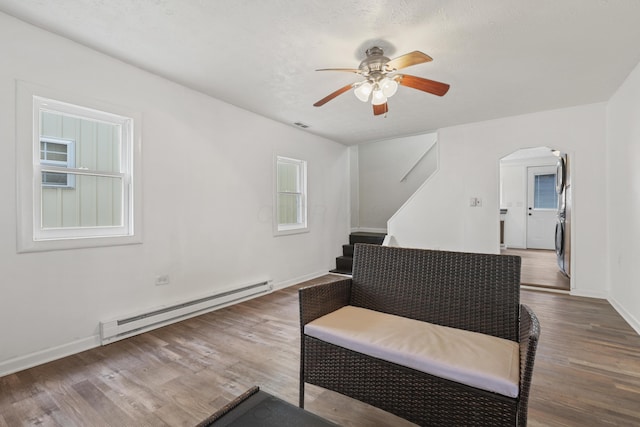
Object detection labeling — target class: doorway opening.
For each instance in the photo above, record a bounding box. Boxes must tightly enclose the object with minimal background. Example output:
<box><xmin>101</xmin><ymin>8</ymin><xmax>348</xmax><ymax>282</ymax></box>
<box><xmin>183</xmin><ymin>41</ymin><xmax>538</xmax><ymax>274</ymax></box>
<box><xmin>499</xmin><ymin>147</ymin><xmax>570</xmax><ymax>291</ymax></box>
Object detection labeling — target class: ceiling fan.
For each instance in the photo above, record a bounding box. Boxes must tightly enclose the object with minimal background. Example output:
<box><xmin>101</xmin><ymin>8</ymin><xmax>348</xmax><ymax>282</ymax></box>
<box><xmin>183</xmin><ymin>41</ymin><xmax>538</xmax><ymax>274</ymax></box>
<box><xmin>313</xmin><ymin>46</ymin><xmax>450</xmax><ymax>116</ymax></box>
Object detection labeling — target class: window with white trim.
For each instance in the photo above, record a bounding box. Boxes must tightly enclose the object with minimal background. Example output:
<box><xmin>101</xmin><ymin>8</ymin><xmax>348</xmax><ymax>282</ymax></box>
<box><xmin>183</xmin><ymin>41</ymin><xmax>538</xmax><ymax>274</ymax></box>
<box><xmin>275</xmin><ymin>156</ymin><xmax>308</xmax><ymax>235</ymax></box>
<box><xmin>16</xmin><ymin>82</ymin><xmax>141</xmax><ymax>252</ymax></box>
<box><xmin>40</xmin><ymin>137</ymin><xmax>76</xmax><ymax>188</ymax></box>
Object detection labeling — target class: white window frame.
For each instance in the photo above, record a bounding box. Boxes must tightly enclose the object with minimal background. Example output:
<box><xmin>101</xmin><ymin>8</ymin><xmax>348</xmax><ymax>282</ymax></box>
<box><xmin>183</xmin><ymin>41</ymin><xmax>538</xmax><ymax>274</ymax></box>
<box><xmin>274</xmin><ymin>155</ymin><xmax>308</xmax><ymax>236</ymax></box>
<box><xmin>16</xmin><ymin>81</ymin><xmax>143</xmax><ymax>252</ymax></box>
<box><xmin>40</xmin><ymin>136</ymin><xmax>76</xmax><ymax>189</ymax></box>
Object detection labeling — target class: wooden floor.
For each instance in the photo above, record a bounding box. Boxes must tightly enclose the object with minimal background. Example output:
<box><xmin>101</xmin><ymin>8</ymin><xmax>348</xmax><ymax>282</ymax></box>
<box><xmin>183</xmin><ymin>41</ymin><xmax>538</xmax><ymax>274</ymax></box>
<box><xmin>2</xmin><ymin>274</ymin><xmax>640</xmax><ymax>426</ymax></box>
<box><xmin>502</xmin><ymin>248</ymin><xmax>570</xmax><ymax>291</ymax></box>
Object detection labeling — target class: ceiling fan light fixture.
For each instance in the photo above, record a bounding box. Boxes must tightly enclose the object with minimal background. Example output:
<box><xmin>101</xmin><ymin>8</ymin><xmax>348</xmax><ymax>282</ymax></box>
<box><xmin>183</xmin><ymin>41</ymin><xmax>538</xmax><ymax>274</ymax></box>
<box><xmin>371</xmin><ymin>87</ymin><xmax>387</xmax><ymax>105</ymax></box>
<box><xmin>380</xmin><ymin>77</ymin><xmax>398</xmax><ymax>97</ymax></box>
<box><xmin>354</xmin><ymin>81</ymin><xmax>373</xmax><ymax>102</ymax></box>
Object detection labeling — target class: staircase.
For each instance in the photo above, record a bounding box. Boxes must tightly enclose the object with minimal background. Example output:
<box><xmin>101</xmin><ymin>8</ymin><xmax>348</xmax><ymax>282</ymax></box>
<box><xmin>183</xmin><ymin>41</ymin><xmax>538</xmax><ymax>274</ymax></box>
<box><xmin>330</xmin><ymin>232</ymin><xmax>386</xmax><ymax>275</ymax></box>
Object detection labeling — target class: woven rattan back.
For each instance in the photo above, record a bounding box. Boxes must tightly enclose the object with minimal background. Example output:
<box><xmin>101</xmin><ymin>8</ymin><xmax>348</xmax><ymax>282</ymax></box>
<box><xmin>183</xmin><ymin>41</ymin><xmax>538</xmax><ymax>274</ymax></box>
<box><xmin>350</xmin><ymin>244</ymin><xmax>521</xmax><ymax>341</ymax></box>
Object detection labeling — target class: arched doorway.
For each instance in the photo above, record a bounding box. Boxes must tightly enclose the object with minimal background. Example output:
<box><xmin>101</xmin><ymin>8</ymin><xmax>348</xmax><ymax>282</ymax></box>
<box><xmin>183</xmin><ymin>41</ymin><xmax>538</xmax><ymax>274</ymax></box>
<box><xmin>499</xmin><ymin>147</ymin><xmax>570</xmax><ymax>291</ymax></box>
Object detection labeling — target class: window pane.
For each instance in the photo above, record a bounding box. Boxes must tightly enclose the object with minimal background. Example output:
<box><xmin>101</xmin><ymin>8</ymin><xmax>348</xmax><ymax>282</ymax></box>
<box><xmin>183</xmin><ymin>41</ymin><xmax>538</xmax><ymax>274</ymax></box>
<box><xmin>534</xmin><ymin>174</ymin><xmax>557</xmax><ymax>209</ymax></box>
<box><xmin>46</xmin><ymin>143</ymin><xmax>67</xmax><ymax>153</ymax></box>
<box><xmin>41</xmin><ymin>110</ymin><xmax>121</xmax><ymax>173</ymax></box>
<box><xmin>278</xmin><ymin>193</ymin><xmax>301</xmax><ymax>225</ymax></box>
<box><xmin>46</xmin><ymin>152</ymin><xmax>68</xmax><ymax>162</ymax></box>
<box><xmin>42</xmin><ymin>171</ymin><xmax>68</xmax><ymax>186</ymax></box>
<box><xmin>41</xmin><ymin>174</ymin><xmax>123</xmax><ymax>228</ymax></box>
<box><xmin>278</xmin><ymin>162</ymin><xmax>300</xmax><ymax>193</ymax></box>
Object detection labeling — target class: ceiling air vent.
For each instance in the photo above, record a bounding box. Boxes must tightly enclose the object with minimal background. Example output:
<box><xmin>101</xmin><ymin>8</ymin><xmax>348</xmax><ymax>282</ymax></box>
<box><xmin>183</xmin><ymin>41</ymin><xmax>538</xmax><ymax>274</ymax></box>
<box><xmin>293</xmin><ymin>122</ymin><xmax>309</xmax><ymax>129</ymax></box>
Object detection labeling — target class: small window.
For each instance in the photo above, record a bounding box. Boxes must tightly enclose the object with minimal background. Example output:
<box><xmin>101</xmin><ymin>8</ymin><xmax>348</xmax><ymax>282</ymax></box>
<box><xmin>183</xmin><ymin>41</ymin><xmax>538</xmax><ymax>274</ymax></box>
<box><xmin>533</xmin><ymin>174</ymin><xmax>557</xmax><ymax>209</ymax></box>
<box><xmin>16</xmin><ymin>82</ymin><xmax>142</xmax><ymax>252</ymax></box>
<box><xmin>40</xmin><ymin>137</ymin><xmax>76</xmax><ymax>188</ymax></box>
<box><xmin>275</xmin><ymin>156</ymin><xmax>308</xmax><ymax>235</ymax></box>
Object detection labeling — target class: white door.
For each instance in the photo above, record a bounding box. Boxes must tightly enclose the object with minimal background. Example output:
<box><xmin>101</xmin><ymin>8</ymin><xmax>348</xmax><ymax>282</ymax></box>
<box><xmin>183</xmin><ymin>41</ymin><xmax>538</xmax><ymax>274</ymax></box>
<box><xmin>526</xmin><ymin>166</ymin><xmax>557</xmax><ymax>249</ymax></box>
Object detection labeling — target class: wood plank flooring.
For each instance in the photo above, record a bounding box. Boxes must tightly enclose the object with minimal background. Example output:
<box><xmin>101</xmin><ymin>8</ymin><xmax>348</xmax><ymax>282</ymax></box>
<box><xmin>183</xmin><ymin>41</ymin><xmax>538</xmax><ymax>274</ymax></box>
<box><xmin>502</xmin><ymin>248</ymin><xmax>570</xmax><ymax>291</ymax></box>
<box><xmin>1</xmin><ymin>274</ymin><xmax>640</xmax><ymax>426</ymax></box>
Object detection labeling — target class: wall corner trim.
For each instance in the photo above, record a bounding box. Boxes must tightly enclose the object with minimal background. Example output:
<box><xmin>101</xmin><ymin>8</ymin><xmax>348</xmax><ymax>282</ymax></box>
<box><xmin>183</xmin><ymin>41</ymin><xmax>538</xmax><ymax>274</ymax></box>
<box><xmin>608</xmin><ymin>296</ymin><xmax>640</xmax><ymax>336</ymax></box>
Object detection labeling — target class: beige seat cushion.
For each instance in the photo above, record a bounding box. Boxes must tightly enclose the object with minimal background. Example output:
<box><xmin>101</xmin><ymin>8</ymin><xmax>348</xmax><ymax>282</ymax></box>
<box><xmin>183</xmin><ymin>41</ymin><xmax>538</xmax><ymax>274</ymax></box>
<box><xmin>304</xmin><ymin>305</ymin><xmax>519</xmax><ymax>398</ymax></box>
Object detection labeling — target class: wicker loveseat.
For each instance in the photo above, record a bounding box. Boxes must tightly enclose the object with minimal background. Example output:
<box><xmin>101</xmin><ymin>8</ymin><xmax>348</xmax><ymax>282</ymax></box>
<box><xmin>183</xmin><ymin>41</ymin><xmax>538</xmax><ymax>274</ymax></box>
<box><xmin>299</xmin><ymin>244</ymin><xmax>540</xmax><ymax>426</ymax></box>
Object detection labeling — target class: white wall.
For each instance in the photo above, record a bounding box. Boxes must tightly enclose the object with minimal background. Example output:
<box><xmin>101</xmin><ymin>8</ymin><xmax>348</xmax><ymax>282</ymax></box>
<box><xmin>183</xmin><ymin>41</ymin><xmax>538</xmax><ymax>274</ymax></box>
<box><xmin>388</xmin><ymin>103</ymin><xmax>608</xmax><ymax>297</ymax></box>
<box><xmin>356</xmin><ymin>133</ymin><xmax>437</xmax><ymax>231</ymax></box>
<box><xmin>606</xmin><ymin>60</ymin><xmax>640</xmax><ymax>333</ymax></box>
<box><xmin>349</xmin><ymin>145</ymin><xmax>359</xmax><ymax>230</ymax></box>
<box><xmin>0</xmin><ymin>13</ymin><xmax>349</xmax><ymax>375</ymax></box>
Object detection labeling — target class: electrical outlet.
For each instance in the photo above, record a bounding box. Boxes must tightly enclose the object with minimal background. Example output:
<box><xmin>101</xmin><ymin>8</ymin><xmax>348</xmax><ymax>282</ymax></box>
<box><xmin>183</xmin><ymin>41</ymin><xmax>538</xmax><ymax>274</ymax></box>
<box><xmin>155</xmin><ymin>274</ymin><xmax>170</xmax><ymax>286</ymax></box>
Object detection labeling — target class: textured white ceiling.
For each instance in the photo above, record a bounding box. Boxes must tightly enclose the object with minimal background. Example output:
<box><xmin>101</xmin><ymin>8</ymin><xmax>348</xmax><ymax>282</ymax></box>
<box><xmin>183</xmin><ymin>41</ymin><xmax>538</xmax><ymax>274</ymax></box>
<box><xmin>2</xmin><ymin>0</ymin><xmax>640</xmax><ymax>145</ymax></box>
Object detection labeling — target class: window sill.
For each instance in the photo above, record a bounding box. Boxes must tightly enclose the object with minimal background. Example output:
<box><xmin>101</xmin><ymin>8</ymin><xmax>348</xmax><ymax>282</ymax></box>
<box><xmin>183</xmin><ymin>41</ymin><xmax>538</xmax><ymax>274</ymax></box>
<box><xmin>274</xmin><ymin>226</ymin><xmax>309</xmax><ymax>237</ymax></box>
<box><xmin>17</xmin><ymin>234</ymin><xmax>142</xmax><ymax>253</ymax></box>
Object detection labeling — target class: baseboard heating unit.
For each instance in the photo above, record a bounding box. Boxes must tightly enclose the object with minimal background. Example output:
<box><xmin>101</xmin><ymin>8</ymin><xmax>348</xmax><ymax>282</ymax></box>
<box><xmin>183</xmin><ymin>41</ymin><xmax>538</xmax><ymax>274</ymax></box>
<box><xmin>99</xmin><ymin>280</ymin><xmax>272</xmax><ymax>345</ymax></box>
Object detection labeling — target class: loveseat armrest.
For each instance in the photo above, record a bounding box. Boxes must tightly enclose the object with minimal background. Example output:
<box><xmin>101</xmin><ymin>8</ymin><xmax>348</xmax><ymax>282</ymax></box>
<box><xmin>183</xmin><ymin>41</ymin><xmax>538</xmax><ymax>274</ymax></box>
<box><xmin>518</xmin><ymin>304</ymin><xmax>540</xmax><ymax>426</ymax></box>
<box><xmin>299</xmin><ymin>278</ymin><xmax>352</xmax><ymax>408</ymax></box>
<box><xmin>299</xmin><ymin>278</ymin><xmax>352</xmax><ymax>327</ymax></box>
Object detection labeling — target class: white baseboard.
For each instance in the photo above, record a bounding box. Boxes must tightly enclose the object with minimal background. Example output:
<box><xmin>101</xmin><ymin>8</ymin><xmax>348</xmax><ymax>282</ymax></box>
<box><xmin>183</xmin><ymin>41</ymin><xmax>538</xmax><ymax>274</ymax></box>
<box><xmin>0</xmin><ymin>335</ymin><xmax>100</xmax><ymax>377</ymax></box>
<box><xmin>271</xmin><ymin>270</ymin><xmax>329</xmax><ymax>291</ymax></box>
<box><xmin>521</xmin><ymin>285</ymin><xmax>569</xmax><ymax>295</ymax></box>
<box><xmin>608</xmin><ymin>296</ymin><xmax>640</xmax><ymax>336</ymax></box>
<box><xmin>569</xmin><ymin>288</ymin><xmax>608</xmax><ymax>299</ymax></box>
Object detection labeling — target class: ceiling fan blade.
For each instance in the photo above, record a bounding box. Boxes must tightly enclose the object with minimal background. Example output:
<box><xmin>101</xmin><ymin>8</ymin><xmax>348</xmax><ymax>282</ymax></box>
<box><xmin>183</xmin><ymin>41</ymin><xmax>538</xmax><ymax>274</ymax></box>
<box><xmin>373</xmin><ymin>103</ymin><xmax>388</xmax><ymax>116</ymax></box>
<box><xmin>316</xmin><ymin>68</ymin><xmax>361</xmax><ymax>73</ymax></box>
<box><xmin>397</xmin><ymin>74</ymin><xmax>450</xmax><ymax>96</ymax></box>
<box><xmin>313</xmin><ymin>84</ymin><xmax>354</xmax><ymax>107</ymax></box>
<box><xmin>386</xmin><ymin>51</ymin><xmax>433</xmax><ymax>71</ymax></box>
